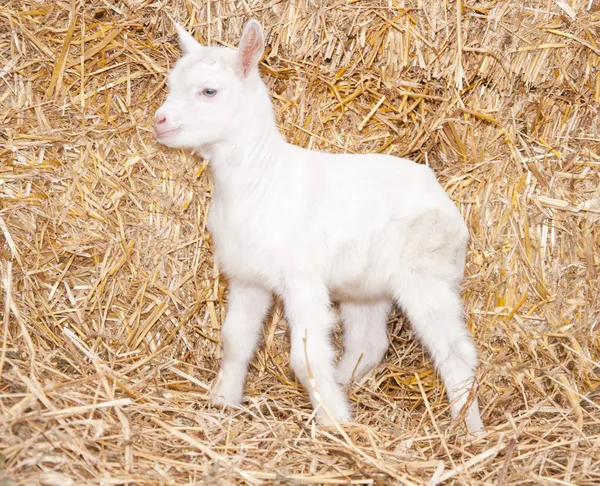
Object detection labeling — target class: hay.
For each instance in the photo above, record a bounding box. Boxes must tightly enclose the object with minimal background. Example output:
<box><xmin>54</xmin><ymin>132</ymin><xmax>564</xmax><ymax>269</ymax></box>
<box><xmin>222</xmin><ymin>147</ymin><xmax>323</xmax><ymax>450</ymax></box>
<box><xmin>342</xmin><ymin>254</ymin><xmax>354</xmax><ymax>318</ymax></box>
<box><xmin>1</xmin><ymin>0</ymin><xmax>599</xmax><ymax>484</ymax></box>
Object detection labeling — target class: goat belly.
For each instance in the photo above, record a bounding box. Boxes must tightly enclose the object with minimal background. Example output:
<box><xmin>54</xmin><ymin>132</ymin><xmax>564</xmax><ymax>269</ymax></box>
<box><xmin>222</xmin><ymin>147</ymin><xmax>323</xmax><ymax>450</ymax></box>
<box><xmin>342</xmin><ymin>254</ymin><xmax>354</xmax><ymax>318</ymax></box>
<box><xmin>326</xmin><ymin>223</ymin><xmax>408</xmax><ymax>302</ymax></box>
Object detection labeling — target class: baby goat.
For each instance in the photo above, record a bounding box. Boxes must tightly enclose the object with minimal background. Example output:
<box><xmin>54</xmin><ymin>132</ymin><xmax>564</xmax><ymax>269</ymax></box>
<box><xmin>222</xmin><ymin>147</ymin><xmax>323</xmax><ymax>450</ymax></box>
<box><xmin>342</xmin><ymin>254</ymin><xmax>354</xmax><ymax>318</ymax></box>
<box><xmin>154</xmin><ymin>20</ymin><xmax>484</xmax><ymax>434</ymax></box>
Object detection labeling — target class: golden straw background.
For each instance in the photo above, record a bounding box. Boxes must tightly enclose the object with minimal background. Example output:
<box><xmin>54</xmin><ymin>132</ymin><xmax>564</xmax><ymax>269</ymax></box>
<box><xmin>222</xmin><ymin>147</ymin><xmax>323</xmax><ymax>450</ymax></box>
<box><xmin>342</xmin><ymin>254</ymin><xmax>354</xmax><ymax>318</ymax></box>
<box><xmin>1</xmin><ymin>0</ymin><xmax>599</xmax><ymax>484</ymax></box>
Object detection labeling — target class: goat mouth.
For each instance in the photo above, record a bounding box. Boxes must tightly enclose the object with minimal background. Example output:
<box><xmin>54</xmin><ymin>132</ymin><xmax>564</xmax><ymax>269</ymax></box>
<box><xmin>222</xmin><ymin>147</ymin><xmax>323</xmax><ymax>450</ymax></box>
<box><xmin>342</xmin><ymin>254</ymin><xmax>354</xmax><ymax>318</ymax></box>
<box><xmin>154</xmin><ymin>126</ymin><xmax>181</xmax><ymax>139</ymax></box>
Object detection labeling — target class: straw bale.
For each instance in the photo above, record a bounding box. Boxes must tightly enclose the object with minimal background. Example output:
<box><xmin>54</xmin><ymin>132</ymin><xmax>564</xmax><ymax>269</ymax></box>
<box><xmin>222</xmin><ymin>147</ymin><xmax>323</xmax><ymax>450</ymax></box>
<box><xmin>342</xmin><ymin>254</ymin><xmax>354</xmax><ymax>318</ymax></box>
<box><xmin>1</xmin><ymin>0</ymin><xmax>599</xmax><ymax>484</ymax></box>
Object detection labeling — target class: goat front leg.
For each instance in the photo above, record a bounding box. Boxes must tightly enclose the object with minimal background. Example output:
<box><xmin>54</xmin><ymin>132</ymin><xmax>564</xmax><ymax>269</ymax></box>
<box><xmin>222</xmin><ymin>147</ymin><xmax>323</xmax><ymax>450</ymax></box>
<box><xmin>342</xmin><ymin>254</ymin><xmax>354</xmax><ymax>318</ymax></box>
<box><xmin>210</xmin><ymin>281</ymin><xmax>272</xmax><ymax>408</ymax></box>
<box><xmin>284</xmin><ymin>281</ymin><xmax>351</xmax><ymax>425</ymax></box>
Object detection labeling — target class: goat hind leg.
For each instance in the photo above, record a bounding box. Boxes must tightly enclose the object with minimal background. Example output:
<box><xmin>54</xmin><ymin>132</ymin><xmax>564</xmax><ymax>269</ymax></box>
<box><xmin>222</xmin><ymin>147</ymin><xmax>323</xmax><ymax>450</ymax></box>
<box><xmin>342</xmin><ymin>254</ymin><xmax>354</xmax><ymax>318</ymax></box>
<box><xmin>336</xmin><ymin>299</ymin><xmax>392</xmax><ymax>386</ymax></box>
<box><xmin>393</xmin><ymin>275</ymin><xmax>484</xmax><ymax>435</ymax></box>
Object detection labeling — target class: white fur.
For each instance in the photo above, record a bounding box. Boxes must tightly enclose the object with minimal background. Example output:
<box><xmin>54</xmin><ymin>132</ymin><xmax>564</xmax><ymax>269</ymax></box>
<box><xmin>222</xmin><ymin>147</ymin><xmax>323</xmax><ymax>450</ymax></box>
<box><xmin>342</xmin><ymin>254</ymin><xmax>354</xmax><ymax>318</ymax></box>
<box><xmin>154</xmin><ymin>20</ymin><xmax>484</xmax><ymax>434</ymax></box>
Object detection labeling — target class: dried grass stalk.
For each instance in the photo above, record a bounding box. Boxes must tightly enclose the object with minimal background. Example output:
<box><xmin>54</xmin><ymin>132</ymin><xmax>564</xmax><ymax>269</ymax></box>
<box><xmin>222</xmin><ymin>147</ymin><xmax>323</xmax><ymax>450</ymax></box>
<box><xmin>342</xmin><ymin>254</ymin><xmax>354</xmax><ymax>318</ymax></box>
<box><xmin>1</xmin><ymin>0</ymin><xmax>599</xmax><ymax>484</ymax></box>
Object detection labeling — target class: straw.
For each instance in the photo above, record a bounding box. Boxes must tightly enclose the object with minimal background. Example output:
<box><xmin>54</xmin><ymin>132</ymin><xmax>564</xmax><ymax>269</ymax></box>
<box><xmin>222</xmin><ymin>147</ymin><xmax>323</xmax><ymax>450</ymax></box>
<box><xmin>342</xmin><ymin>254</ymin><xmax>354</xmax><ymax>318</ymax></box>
<box><xmin>1</xmin><ymin>0</ymin><xmax>599</xmax><ymax>484</ymax></box>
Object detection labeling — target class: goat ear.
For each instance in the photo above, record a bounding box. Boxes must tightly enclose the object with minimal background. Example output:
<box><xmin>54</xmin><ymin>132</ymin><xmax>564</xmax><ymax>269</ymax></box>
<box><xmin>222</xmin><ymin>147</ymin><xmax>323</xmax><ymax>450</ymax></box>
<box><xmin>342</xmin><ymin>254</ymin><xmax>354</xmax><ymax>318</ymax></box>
<box><xmin>237</xmin><ymin>20</ymin><xmax>264</xmax><ymax>78</ymax></box>
<box><xmin>173</xmin><ymin>21</ymin><xmax>202</xmax><ymax>55</ymax></box>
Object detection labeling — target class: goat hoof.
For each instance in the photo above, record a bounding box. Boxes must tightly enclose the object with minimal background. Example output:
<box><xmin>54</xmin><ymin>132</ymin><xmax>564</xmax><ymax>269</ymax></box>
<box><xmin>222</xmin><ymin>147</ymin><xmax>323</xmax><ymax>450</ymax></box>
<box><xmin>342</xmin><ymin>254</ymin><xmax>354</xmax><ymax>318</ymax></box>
<box><xmin>209</xmin><ymin>382</ymin><xmax>242</xmax><ymax>408</ymax></box>
<box><xmin>316</xmin><ymin>408</ymin><xmax>353</xmax><ymax>426</ymax></box>
<box><xmin>209</xmin><ymin>394</ymin><xmax>240</xmax><ymax>408</ymax></box>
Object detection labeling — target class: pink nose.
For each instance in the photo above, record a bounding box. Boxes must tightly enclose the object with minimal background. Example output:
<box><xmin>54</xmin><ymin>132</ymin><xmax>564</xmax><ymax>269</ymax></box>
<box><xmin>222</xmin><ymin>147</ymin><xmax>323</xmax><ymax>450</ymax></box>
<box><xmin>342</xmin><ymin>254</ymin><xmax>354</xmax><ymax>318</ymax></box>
<box><xmin>154</xmin><ymin>114</ymin><xmax>167</xmax><ymax>127</ymax></box>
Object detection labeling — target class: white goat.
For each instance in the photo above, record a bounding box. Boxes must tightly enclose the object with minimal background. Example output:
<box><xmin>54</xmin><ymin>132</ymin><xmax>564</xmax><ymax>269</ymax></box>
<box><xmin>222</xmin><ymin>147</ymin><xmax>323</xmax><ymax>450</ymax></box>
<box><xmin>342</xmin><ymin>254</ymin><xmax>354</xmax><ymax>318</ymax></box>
<box><xmin>154</xmin><ymin>20</ymin><xmax>484</xmax><ymax>434</ymax></box>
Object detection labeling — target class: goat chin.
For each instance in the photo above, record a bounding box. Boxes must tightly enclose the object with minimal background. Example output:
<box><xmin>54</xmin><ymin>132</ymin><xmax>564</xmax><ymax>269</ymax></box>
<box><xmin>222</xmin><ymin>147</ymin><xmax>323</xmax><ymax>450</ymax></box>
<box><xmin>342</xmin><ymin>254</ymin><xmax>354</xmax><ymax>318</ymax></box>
<box><xmin>154</xmin><ymin>19</ymin><xmax>485</xmax><ymax>436</ymax></box>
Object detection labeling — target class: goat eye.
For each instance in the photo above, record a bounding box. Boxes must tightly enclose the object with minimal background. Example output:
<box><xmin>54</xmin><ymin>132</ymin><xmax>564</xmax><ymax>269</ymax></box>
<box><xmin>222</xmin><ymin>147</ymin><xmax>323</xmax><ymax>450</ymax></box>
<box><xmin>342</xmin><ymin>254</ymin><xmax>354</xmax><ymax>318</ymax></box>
<box><xmin>201</xmin><ymin>88</ymin><xmax>217</xmax><ymax>97</ymax></box>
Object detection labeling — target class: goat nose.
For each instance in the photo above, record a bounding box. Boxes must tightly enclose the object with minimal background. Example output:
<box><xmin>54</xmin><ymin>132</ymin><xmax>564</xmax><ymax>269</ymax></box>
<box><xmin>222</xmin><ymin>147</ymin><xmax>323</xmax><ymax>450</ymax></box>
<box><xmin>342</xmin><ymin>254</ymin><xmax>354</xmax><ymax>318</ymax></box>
<box><xmin>154</xmin><ymin>114</ymin><xmax>167</xmax><ymax>126</ymax></box>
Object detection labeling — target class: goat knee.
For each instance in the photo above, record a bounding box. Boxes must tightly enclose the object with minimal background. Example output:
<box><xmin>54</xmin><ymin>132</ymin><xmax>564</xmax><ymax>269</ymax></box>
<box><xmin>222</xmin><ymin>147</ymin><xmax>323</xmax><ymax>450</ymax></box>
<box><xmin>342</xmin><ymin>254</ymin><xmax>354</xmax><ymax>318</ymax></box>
<box><xmin>290</xmin><ymin>338</ymin><xmax>334</xmax><ymax>386</ymax></box>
